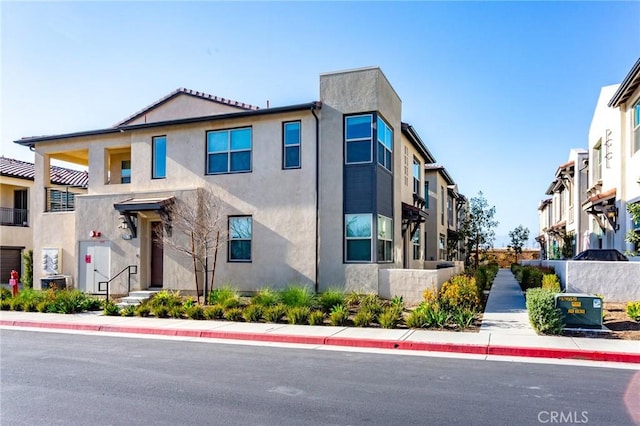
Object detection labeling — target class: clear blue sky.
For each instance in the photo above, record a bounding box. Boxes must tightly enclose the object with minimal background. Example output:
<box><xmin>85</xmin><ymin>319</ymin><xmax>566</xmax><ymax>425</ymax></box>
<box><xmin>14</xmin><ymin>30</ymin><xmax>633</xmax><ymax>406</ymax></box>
<box><xmin>2</xmin><ymin>1</ymin><xmax>639</xmax><ymax>247</ymax></box>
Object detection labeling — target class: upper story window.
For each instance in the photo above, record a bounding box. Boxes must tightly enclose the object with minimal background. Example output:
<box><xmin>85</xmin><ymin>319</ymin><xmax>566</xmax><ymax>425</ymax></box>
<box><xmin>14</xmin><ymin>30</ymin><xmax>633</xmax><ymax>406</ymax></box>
<box><xmin>121</xmin><ymin>160</ymin><xmax>131</xmax><ymax>184</ymax></box>
<box><xmin>412</xmin><ymin>157</ymin><xmax>420</xmax><ymax>195</ymax></box>
<box><xmin>377</xmin><ymin>117</ymin><xmax>393</xmax><ymax>171</ymax></box>
<box><xmin>412</xmin><ymin>231</ymin><xmax>421</xmax><ymax>260</ymax></box>
<box><xmin>593</xmin><ymin>140</ymin><xmax>602</xmax><ymax>182</ymax></box>
<box><xmin>345</xmin><ymin>115</ymin><xmax>373</xmax><ymax>164</ymax></box>
<box><xmin>633</xmin><ymin>99</ymin><xmax>640</xmax><ymax>154</ymax></box>
<box><xmin>345</xmin><ymin>213</ymin><xmax>372</xmax><ymax>262</ymax></box>
<box><xmin>440</xmin><ymin>186</ymin><xmax>445</xmax><ymax>226</ymax></box>
<box><xmin>424</xmin><ymin>181</ymin><xmax>430</xmax><ymax>209</ymax></box>
<box><xmin>228</xmin><ymin>216</ymin><xmax>252</xmax><ymax>261</ymax></box>
<box><xmin>377</xmin><ymin>215</ymin><xmax>393</xmax><ymax>262</ymax></box>
<box><xmin>152</xmin><ymin>136</ymin><xmax>167</xmax><ymax>179</ymax></box>
<box><xmin>283</xmin><ymin>121</ymin><xmax>301</xmax><ymax>169</ymax></box>
<box><xmin>447</xmin><ymin>193</ymin><xmax>453</xmax><ymax>226</ymax></box>
<box><xmin>207</xmin><ymin>127</ymin><xmax>252</xmax><ymax>174</ymax></box>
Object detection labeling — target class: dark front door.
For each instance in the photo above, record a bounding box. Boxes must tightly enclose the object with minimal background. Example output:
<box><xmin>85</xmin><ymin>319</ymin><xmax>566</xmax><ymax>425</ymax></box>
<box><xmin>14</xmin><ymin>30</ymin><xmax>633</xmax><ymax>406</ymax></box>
<box><xmin>151</xmin><ymin>222</ymin><xmax>164</xmax><ymax>287</ymax></box>
<box><xmin>14</xmin><ymin>190</ymin><xmax>27</xmax><ymax>225</ymax></box>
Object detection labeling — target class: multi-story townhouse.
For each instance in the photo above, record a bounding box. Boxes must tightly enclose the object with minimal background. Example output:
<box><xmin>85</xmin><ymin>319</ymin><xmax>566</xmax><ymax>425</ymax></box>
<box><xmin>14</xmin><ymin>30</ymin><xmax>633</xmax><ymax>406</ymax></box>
<box><xmin>0</xmin><ymin>157</ymin><xmax>87</xmax><ymax>282</ymax></box>
<box><xmin>423</xmin><ymin>164</ymin><xmax>465</xmax><ymax>262</ymax></box>
<box><xmin>607</xmin><ymin>57</ymin><xmax>640</xmax><ymax>256</ymax></box>
<box><xmin>536</xmin><ymin>198</ymin><xmax>553</xmax><ymax>259</ymax></box>
<box><xmin>15</xmin><ymin>67</ymin><xmax>457</xmax><ymax>296</ymax></box>
<box><xmin>541</xmin><ymin>149</ymin><xmax>589</xmax><ymax>258</ymax></box>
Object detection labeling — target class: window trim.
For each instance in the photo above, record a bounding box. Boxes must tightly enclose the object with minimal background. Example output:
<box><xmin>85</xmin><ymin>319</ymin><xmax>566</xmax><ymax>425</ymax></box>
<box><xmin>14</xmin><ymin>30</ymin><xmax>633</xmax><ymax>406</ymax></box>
<box><xmin>377</xmin><ymin>116</ymin><xmax>393</xmax><ymax>172</ymax></box>
<box><xmin>282</xmin><ymin>121</ymin><xmax>301</xmax><ymax>170</ymax></box>
<box><xmin>206</xmin><ymin>126</ymin><xmax>253</xmax><ymax>175</ymax></box>
<box><xmin>412</xmin><ymin>157</ymin><xmax>420</xmax><ymax>195</ymax></box>
<box><xmin>377</xmin><ymin>214</ymin><xmax>393</xmax><ymax>263</ymax></box>
<box><xmin>152</xmin><ymin>135</ymin><xmax>167</xmax><ymax>179</ymax></box>
<box><xmin>344</xmin><ymin>213</ymin><xmax>373</xmax><ymax>262</ymax></box>
<box><xmin>228</xmin><ymin>215</ymin><xmax>253</xmax><ymax>262</ymax></box>
<box><xmin>344</xmin><ymin>114</ymin><xmax>373</xmax><ymax>165</ymax></box>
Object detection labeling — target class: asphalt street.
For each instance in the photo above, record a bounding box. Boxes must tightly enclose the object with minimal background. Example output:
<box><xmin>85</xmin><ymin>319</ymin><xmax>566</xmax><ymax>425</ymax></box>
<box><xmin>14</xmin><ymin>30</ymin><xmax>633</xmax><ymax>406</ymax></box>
<box><xmin>1</xmin><ymin>330</ymin><xmax>638</xmax><ymax>425</ymax></box>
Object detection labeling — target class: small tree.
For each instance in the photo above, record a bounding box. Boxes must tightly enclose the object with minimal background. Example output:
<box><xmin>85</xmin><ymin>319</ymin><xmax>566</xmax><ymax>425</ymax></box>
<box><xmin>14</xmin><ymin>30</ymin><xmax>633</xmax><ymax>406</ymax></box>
<box><xmin>158</xmin><ymin>188</ymin><xmax>228</xmax><ymax>303</ymax></box>
<box><xmin>21</xmin><ymin>249</ymin><xmax>33</xmax><ymax>289</ymax></box>
<box><xmin>508</xmin><ymin>225</ymin><xmax>530</xmax><ymax>264</ymax></box>
<box><xmin>625</xmin><ymin>203</ymin><xmax>640</xmax><ymax>256</ymax></box>
<box><xmin>560</xmin><ymin>231</ymin><xmax>575</xmax><ymax>259</ymax></box>
<box><xmin>459</xmin><ymin>191</ymin><xmax>499</xmax><ymax>268</ymax></box>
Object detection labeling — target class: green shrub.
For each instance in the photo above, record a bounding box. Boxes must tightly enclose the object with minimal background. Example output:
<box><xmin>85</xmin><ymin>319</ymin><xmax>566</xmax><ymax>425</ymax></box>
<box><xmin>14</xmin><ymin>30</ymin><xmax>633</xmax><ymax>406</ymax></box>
<box><xmin>353</xmin><ymin>309</ymin><xmax>374</xmax><ymax>327</ymax></box>
<box><xmin>9</xmin><ymin>298</ymin><xmax>24</xmax><ymax>311</ymax></box>
<box><xmin>475</xmin><ymin>267</ymin><xmax>488</xmax><ymax>291</ymax></box>
<box><xmin>526</xmin><ymin>288</ymin><xmax>564</xmax><ymax>335</ymax></box>
<box><xmin>169</xmin><ymin>306</ymin><xmax>184</xmax><ymax>319</ymax></box>
<box><xmin>242</xmin><ymin>304</ymin><xmax>264</xmax><ymax>322</ymax></box>
<box><xmin>220</xmin><ymin>297</ymin><xmax>241</xmax><ymax>309</ymax></box>
<box><xmin>209</xmin><ymin>285</ymin><xmax>239</xmax><ymax>306</ymax></box>
<box><xmin>0</xmin><ymin>299</ymin><xmax>10</xmax><ymax>310</ymax></box>
<box><xmin>405</xmin><ymin>308</ymin><xmax>427</xmax><ymax>328</ymax></box>
<box><xmin>251</xmin><ymin>287</ymin><xmax>279</xmax><ymax>307</ymax></box>
<box><xmin>344</xmin><ymin>291</ymin><xmax>363</xmax><ymax>308</ymax></box>
<box><xmin>541</xmin><ymin>274</ymin><xmax>561</xmax><ymax>293</ymax></box>
<box><xmin>121</xmin><ymin>304</ymin><xmax>137</xmax><ymax>317</ymax></box>
<box><xmin>263</xmin><ymin>304</ymin><xmax>286</xmax><ymax>323</ymax></box>
<box><xmin>318</xmin><ymin>288</ymin><xmax>345</xmax><ymax>313</ymax></box>
<box><xmin>135</xmin><ymin>302</ymin><xmax>151</xmax><ymax>317</ymax></box>
<box><xmin>103</xmin><ymin>300</ymin><xmax>121</xmax><ymax>316</ymax></box>
<box><xmin>452</xmin><ymin>308</ymin><xmax>475</xmax><ymax>329</ymax></box>
<box><xmin>360</xmin><ymin>294</ymin><xmax>383</xmax><ymax>319</ymax></box>
<box><xmin>152</xmin><ymin>305</ymin><xmax>170</xmax><ymax>318</ymax></box>
<box><xmin>626</xmin><ymin>301</ymin><xmax>640</xmax><ymax>321</ymax></box>
<box><xmin>223</xmin><ymin>307</ymin><xmax>243</xmax><ymax>322</ymax></box>
<box><xmin>425</xmin><ymin>304</ymin><xmax>450</xmax><ymax>328</ymax></box>
<box><xmin>439</xmin><ymin>275</ymin><xmax>481</xmax><ymax>312</ymax></box>
<box><xmin>185</xmin><ymin>304</ymin><xmax>205</xmax><ymax>320</ymax></box>
<box><xmin>390</xmin><ymin>295</ymin><xmax>404</xmax><ymax>310</ymax></box>
<box><xmin>279</xmin><ymin>285</ymin><xmax>315</xmax><ymax>308</ymax></box>
<box><xmin>151</xmin><ymin>290</ymin><xmax>183</xmax><ymax>309</ymax></box>
<box><xmin>378</xmin><ymin>306</ymin><xmax>403</xmax><ymax>329</ymax></box>
<box><xmin>329</xmin><ymin>304</ymin><xmax>349</xmax><ymax>326</ymax></box>
<box><xmin>81</xmin><ymin>297</ymin><xmax>103</xmax><ymax>311</ymax></box>
<box><xmin>308</xmin><ymin>310</ymin><xmax>325</xmax><ymax>325</ymax></box>
<box><xmin>21</xmin><ymin>249</ymin><xmax>33</xmax><ymax>289</ymax></box>
<box><xmin>1</xmin><ymin>287</ymin><xmax>12</xmax><ymax>300</ymax></box>
<box><xmin>286</xmin><ymin>306</ymin><xmax>310</xmax><ymax>325</ymax></box>
<box><xmin>49</xmin><ymin>290</ymin><xmax>89</xmax><ymax>314</ymax></box>
<box><xmin>203</xmin><ymin>304</ymin><xmax>224</xmax><ymax>320</ymax></box>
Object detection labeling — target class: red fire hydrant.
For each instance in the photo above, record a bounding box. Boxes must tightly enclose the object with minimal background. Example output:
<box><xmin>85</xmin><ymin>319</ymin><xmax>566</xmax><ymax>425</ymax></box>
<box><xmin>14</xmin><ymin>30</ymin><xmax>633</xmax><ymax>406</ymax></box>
<box><xmin>9</xmin><ymin>270</ymin><xmax>19</xmax><ymax>297</ymax></box>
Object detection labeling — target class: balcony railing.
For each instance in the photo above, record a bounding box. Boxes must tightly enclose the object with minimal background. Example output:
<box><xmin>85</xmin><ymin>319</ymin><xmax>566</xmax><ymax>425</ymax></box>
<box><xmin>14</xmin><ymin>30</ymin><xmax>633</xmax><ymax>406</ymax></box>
<box><xmin>0</xmin><ymin>207</ymin><xmax>28</xmax><ymax>226</ymax></box>
<box><xmin>45</xmin><ymin>187</ymin><xmax>83</xmax><ymax>212</ymax></box>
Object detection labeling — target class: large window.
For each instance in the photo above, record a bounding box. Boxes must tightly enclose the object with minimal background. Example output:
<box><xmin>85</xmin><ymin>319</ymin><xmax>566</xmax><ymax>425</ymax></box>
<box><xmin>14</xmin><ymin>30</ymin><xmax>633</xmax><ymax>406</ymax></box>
<box><xmin>413</xmin><ymin>157</ymin><xmax>420</xmax><ymax>195</ymax></box>
<box><xmin>48</xmin><ymin>188</ymin><xmax>76</xmax><ymax>212</ymax></box>
<box><xmin>207</xmin><ymin>127</ymin><xmax>252</xmax><ymax>174</ymax></box>
<box><xmin>439</xmin><ymin>234</ymin><xmax>446</xmax><ymax>260</ymax></box>
<box><xmin>121</xmin><ymin>160</ymin><xmax>131</xmax><ymax>184</ymax></box>
<box><xmin>152</xmin><ymin>136</ymin><xmax>167</xmax><ymax>179</ymax></box>
<box><xmin>377</xmin><ymin>117</ymin><xmax>393</xmax><ymax>171</ymax></box>
<box><xmin>228</xmin><ymin>216</ymin><xmax>252</xmax><ymax>261</ymax></box>
<box><xmin>345</xmin><ymin>213</ymin><xmax>372</xmax><ymax>262</ymax></box>
<box><xmin>345</xmin><ymin>115</ymin><xmax>373</xmax><ymax>164</ymax></box>
<box><xmin>593</xmin><ymin>140</ymin><xmax>602</xmax><ymax>182</ymax></box>
<box><xmin>377</xmin><ymin>215</ymin><xmax>393</xmax><ymax>262</ymax></box>
<box><xmin>412</xmin><ymin>231</ymin><xmax>421</xmax><ymax>260</ymax></box>
<box><xmin>283</xmin><ymin>121</ymin><xmax>301</xmax><ymax>169</ymax></box>
<box><xmin>634</xmin><ymin>100</ymin><xmax>640</xmax><ymax>154</ymax></box>
<box><xmin>424</xmin><ymin>181</ymin><xmax>430</xmax><ymax>208</ymax></box>
<box><xmin>440</xmin><ymin>186</ymin><xmax>445</xmax><ymax>226</ymax></box>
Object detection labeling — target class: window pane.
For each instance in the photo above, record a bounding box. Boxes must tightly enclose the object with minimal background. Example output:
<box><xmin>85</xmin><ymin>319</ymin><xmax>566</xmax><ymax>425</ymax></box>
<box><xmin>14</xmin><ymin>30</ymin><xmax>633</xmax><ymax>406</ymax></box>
<box><xmin>208</xmin><ymin>131</ymin><xmax>228</xmax><ymax>152</ymax></box>
<box><xmin>347</xmin><ymin>240</ymin><xmax>371</xmax><ymax>261</ymax></box>
<box><xmin>385</xmin><ymin>150</ymin><xmax>392</xmax><ymax>170</ymax></box>
<box><xmin>230</xmin><ymin>240</ymin><xmax>251</xmax><ymax>260</ymax></box>
<box><xmin>230</xmin><ymin>151</ymin><xmax>250</xmax><ymax>172</ymax></box>
<box><xmin>208</xmin><ymin>153</ymin><xmax>228</xmax><ymax>174</ymax></box>
<box><xmin>377</xmin><ymin>143</ymin><xmax>385</xmax><ymax>166</ymax></box>
<box><xmin>230</xmin><ymin>128</ymin><xmax>251</xmax><ymax>150</ymax></box>
<box><xmin>385</xmin><ymin>126</ymin><xmax>393</xmax><ymax>150</ymax></box>
<box><xmin>346</xmin><ymin>214</ymin><xmax>371</xmax><ymax>238</ymax></box>
<box><xmin>153</xmin><ymin>136</ymin><xmax>166</xmax><ymax>178</ymax></box>
<box><xmin>346</xmin><ymin>115</ymin><xmax>372</xmax><ymax>139</ymax></box>
<box><xmin>285</xmin><ymin>146</ymin><xmax>300</xmax><ymax>168</ymax></box>
<box><xmin>346</xmin><ymin>140</ymin><xmax>371</xmax><ymax>163</ymax></box>
<box><xmin>230</xmin><ymin>217</ymin><xmax>252</xmax><ymax>239</ymax></box>
<box><xmin>377</xmin><ymin>216</ymin><xmax>392</xmax><ymax>239</ymax></box>
<box><xmin>285</xmin><ymin>122</ymin><xmax>300</xmax><ymax>145</ymax></box>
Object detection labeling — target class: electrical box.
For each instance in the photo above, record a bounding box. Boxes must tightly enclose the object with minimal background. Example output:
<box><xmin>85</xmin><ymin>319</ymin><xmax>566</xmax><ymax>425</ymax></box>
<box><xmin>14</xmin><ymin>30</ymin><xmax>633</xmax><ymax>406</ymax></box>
<box><xmin>554</xmin><ymin>293</ymin><xmax>603</xmax><ymax>329</ymax></box>
<box><xmin>42</xmin><ymin>248</ymin><xmax>62</xmax><ymax>275</ymax></box>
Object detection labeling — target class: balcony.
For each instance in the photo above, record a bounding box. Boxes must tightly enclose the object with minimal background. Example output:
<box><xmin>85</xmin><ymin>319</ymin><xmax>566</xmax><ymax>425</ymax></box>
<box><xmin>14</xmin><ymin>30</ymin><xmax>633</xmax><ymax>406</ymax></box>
<box><xmin>0</xmin><ymin>207</ymin><xmax>28</xmax><ymax>226</ymax></box>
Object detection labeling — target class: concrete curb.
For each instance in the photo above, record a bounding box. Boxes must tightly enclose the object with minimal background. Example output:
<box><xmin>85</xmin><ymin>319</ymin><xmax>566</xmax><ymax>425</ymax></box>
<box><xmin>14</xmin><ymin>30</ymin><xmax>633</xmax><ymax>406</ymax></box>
<box><xmin>3</xmin><ymin>319</ymin><xmax>639</xmax><ymax>364</ymax></box>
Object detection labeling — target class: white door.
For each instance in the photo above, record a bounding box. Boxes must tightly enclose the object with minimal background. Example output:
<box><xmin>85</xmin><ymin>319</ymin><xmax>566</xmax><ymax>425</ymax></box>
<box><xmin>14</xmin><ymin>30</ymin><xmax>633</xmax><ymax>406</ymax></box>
<box><xmin>78</xmin><ymin>240</ymin><xmax>110</xmax><ymax>293</ymax></box>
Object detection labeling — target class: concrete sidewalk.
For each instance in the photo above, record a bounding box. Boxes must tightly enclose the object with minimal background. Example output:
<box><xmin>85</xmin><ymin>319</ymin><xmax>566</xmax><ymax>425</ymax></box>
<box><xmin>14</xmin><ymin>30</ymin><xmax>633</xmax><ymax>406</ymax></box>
<box><xmin>1</xmin><ymin>270</ymin><xmax>639</xmax><ymax>364</ymax></box>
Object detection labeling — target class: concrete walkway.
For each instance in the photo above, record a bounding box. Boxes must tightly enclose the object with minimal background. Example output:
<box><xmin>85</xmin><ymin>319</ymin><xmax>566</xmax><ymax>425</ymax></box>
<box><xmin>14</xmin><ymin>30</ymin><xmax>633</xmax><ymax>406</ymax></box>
<box><xmin>480</xmin><ymin>269</ymin><xmax>536</xmax><ymax>336</ymax></box>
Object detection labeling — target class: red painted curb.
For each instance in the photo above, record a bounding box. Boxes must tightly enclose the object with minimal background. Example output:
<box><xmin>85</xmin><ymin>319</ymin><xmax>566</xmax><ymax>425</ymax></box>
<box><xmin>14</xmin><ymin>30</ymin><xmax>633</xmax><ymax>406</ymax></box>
<box><xmin>324</xmin><ymin>336</ymin><xmax>401</xmax><ymax>349</ymax></box>
<box><xmin>488</xmin><ymin>346</ymin><xmax>640</xmax><ymax>364</ymax></box>
<box><xmin>398</xmin><ymin>341</ymin><xmax>488</xmax><ymax>355</ymax></box>
<box><xmin>200</xmin><ymin>330</ymin><xmax>326</xmax><ymax>345</ymax></box>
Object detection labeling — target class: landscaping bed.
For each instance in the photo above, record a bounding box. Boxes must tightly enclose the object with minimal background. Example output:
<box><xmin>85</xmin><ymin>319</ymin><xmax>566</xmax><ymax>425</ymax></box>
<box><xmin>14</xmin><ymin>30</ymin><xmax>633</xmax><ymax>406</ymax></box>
<box><xmin>562</xmin><ymin>302</ymin><xmax>640</xmax><ymax>341</ymax></box>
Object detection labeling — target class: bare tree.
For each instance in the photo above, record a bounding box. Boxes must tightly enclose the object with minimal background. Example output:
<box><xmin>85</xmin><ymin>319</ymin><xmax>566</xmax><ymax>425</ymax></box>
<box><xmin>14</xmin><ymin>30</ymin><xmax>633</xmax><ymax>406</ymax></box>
<box><xmin>157</xmin><ymin>188</ymin><xmax>228</xmax><ymax>303</ymax></box>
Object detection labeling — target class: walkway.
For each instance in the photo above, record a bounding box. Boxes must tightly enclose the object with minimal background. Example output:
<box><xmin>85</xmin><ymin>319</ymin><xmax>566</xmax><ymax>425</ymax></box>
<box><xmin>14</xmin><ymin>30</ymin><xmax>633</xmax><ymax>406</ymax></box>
<box><xmin>480</xmin><ymin>269</ymin><xmax>536</xmax><ymax>336</ymax></box>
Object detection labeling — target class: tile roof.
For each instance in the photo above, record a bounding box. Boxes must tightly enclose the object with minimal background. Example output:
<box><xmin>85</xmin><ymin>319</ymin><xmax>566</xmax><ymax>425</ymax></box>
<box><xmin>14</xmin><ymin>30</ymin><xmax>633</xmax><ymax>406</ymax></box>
<box><xmin>0</xmin><ymin>156</ymin><xmax>88</xmax><ymax>188</ymax></box>
<box><xmin>115</xmin><ymin>87</ymin><xmax>260</xmax><ymax>126</ymax></box>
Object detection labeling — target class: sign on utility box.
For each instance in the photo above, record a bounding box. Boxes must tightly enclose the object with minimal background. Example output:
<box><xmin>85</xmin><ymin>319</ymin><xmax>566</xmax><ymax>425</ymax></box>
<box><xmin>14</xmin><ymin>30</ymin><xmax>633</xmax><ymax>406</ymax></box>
<box><xmin>554</xmin><ymin>293</ymin><xmax>603</xmax><ymax>329</ymax></box>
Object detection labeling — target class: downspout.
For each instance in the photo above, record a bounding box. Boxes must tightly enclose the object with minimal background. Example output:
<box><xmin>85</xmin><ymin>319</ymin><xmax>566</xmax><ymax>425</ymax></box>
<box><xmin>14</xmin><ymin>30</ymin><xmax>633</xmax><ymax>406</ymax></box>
<box><xmin>311</xmin><ymin>104</ymin><xmax>320</xmax><ymax>293</ymax></box>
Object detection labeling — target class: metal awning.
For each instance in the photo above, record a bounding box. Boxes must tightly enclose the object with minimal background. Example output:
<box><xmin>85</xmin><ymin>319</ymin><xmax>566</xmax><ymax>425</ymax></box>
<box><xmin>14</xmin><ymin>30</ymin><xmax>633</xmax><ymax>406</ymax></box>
<box><xmin>113</xmin><ymin>196</ymin><xmax>175</xmax><ymax>238</ymax></box>
<box><xmin>582</xmin><ymin>189</ymin><xmax>618</xmax><ymax>232</ymax></box>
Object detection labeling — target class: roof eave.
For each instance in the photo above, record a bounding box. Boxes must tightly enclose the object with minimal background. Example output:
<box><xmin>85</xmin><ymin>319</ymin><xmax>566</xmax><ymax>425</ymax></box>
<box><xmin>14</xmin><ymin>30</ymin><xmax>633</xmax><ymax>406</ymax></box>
<box><xmin>608</xmin><ymin>57</ymin><xmax>640</xmax><ymax>108</ymax></box>
<box><xmin>401</xmin><ymin>123</ymin><xmax>437</xmax><ymax>163</ymax></box>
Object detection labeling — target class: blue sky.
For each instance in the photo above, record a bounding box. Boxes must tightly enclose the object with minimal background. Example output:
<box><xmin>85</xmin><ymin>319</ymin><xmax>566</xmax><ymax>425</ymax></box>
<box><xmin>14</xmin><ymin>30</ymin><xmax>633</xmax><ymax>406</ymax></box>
<box><xmin>2</xmin><ymin>1</ymin><xmax>639</xmax><ymax>247</ymax></box>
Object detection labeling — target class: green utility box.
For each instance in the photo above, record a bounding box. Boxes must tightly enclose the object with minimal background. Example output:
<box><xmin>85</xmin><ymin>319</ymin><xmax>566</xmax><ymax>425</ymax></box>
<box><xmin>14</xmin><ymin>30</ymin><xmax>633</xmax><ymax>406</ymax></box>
<box><xmin>554</xmin><ymin>293</ymin><xmax>603</xmax><ymax>329</ymax></box>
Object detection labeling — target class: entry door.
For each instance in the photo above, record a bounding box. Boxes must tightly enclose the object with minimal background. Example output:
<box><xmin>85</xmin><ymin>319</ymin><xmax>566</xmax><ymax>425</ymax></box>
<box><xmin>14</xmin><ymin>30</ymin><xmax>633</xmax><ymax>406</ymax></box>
<box><xmin>79</xmin><ymin>240</ymin><xmax>110</xmax><ymax>293</ymax></box>
<box><xmin>150</xmin><ymin>222</ymin><xmax>163</xmax><ymax>287</ymax></box>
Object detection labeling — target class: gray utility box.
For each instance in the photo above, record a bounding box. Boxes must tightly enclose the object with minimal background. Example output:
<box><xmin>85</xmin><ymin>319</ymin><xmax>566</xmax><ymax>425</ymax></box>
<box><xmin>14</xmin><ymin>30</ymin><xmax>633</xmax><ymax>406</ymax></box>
<box><xmin>554</xmin><ymin>293</ymin><xmax>603</xmax><ymax>329</ymax></box>
<box><xmin>41</xmin><ymin>275</ymin><xmax>68</xmax><ymax>290</ymax></box>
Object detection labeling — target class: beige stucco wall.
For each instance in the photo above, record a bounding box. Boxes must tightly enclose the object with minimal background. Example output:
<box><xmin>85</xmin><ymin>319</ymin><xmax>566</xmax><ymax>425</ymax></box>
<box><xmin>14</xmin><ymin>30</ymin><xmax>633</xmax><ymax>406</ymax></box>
<box><xmin>32</xmin><ymin>211</ymin><xmax>76</xmax><ymax>289</ymax></box>
<box><xmin>424</xmin><ymin>171</ymin><xmax>448</xmax><ymax>261</ymax></box>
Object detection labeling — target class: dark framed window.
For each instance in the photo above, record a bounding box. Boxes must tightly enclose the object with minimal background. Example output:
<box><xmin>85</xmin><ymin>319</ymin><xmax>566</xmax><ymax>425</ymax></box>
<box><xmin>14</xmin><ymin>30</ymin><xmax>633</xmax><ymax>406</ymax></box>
<box><xmin>345</xmin><ymin>213</ymin><xmax>372</xmax><ymax>262</ymax></box>
<box><xmin>634</xmin><ymin>99</ymin><xmax>640</xmax><ymax>154</ymax></box>
<box><xmin>283</xmin><ymin>121</ymin><xmax>301</xmax><ymax>169</ymax></box>
<box><xmin>228</xmin><ymin>216</ymin><xmax>252</xmax><ymax>261</ymax></box>
<box><xmin>412</xmin><ymin>157</ymin><xmax>420</xmax><ymax>195</ymax></box>
<box><xmin>377</xmin><ymin>215</ymin><xmax>393</xmax><ymax>262</ymax></box>
<box><xmin>424</xmin><ymin>181</ymin><xmax>430</xmax><ymax>208</ymax></box>
<box><xmin>207</xmin><ymin>127</ymin><xmax>252</xmax><ymax>174</ymax></box>
<box><xmin>121</xmin><ymin>160</ymin><xmax>131</xmax><ymax>184</ymax></box>
<box><xmin>412</xmin><ymin>231</ymin><xmax>421</xmax><ymax>260</ymax></box>
<box><xmin>377</xmin><ymin>116</ymin><xmax>393</xmax><ymax>171</ymax></box>
<box><xmin>152</xmin><ymin>136</ymin><xmax>167</xmax><ymax>179</ymax></box>
<box><xmin>345</xmin><ymin>115</ymin><xmax>373</xmax><ymax>164</ymax></box>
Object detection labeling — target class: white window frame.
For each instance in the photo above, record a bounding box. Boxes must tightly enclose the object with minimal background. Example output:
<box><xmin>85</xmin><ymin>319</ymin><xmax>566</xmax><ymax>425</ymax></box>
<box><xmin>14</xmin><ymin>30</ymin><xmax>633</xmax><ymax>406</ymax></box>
<box><xmin>283</xmin><ymin>121</ymin><xmax>301</xmax><ymax>169</ymax></box>
<box><xmin>228</xmin><ymin>216</ymin><xmax>252</xmax><ymax>262</ymax></box>
<box><xmin>377</xmin><ymin>116</ymin><xmax>393</xmax><ymax>171</ymax></box>
<box><xmin>377</xmin><ymin>214</ymin><xmax>393</xmax><ymax>263</ymax></box>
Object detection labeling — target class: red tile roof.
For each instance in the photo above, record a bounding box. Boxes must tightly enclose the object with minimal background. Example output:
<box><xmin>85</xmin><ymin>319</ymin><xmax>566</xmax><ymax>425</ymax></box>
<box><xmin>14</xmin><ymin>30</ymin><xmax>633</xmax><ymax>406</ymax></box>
<box><xmin>0</xmin><ymin>156</ymin><xmax>88</xmax><ymax>188</ymax></box>
<box><xmin>115</xmin><ymin>87</ymin><xmax>260</xmax><ymax>126</ymax></box>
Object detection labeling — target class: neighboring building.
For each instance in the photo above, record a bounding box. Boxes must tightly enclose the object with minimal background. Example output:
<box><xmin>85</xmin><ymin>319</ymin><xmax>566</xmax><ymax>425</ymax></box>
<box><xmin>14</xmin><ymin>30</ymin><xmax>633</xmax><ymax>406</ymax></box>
<box><xmin>15</xmin><ymin>67</ymin><xmax>462</xmax><ymax>296</ymax></box>
<box><xmin>0</xmin><ymin>156</ymin><xmax>87</xmax><ymax>282</ymax></box>
<box><xmin>536</xmin><ymin>198</ymin><xmax>552</xmax><ymax>259</ymax></box>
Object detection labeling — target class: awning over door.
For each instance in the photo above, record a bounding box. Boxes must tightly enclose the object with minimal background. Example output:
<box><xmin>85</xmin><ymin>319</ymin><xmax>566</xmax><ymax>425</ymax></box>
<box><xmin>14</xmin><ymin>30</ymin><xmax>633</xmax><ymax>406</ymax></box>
<box><xmin>582</xmin><ymin>188</ymin><xmax>618</xmax><ymax>232</ymax></box>
<box><xmin>113</xmin><ymin>196</ymin><xmax>175</xmax><ymax>238</ymax></box>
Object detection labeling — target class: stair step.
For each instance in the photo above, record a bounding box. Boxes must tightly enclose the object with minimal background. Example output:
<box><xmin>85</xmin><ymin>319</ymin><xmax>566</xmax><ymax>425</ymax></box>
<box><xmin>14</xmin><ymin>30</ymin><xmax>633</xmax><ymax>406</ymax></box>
<box><xmin>128</xmin><ymin>290</ymin><xmax>159</xmax><ymax>298</ymax></box>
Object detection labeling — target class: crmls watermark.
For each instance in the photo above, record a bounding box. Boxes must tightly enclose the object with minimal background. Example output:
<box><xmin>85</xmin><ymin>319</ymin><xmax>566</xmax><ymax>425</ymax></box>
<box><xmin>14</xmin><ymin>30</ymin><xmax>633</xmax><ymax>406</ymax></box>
<box><xmin>538</xmin><ymin>411</ymin><xmax>589</xmax><ymax>424</ymax></box>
